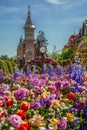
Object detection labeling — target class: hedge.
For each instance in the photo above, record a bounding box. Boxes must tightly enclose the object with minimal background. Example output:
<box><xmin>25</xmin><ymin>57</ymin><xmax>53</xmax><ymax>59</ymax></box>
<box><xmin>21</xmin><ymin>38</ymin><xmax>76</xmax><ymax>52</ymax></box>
<box><xmin>0</xmin><ymin>59</ymin><xmax>16</xmax><ymax>74</ymax></box>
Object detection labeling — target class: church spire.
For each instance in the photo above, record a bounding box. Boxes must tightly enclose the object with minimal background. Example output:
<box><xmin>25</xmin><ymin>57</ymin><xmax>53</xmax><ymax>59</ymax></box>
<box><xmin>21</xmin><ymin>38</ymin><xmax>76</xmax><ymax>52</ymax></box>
<box><xmin>28</xmin><ymin>5</ymin><xmax>30</xmax><ymax>16</ymax></box>
<box><xmin>24</xmin><ymin>6</ymin><xmax>34</xmax><ymax>29</ymax></box>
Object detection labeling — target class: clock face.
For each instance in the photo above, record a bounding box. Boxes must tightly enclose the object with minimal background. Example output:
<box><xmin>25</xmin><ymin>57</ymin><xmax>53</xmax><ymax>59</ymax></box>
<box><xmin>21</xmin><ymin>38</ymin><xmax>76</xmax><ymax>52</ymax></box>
<box><xmin>40</xmin><ymin>46</ymin><xmax>46</xmax><ymax>53</ymax></box>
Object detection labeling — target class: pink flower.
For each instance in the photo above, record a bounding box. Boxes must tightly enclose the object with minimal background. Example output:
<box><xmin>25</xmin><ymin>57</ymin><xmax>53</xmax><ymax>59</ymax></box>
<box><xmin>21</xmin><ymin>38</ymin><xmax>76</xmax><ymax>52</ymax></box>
<box><xmin>48</xmin><ymin>84</ymin><xmax>56</xmax><ymax>93</ymax></box>
<box><xmin>9</xmin><ymin>114</ymin><xmax>22</xmax><ymax>128</ymax></box>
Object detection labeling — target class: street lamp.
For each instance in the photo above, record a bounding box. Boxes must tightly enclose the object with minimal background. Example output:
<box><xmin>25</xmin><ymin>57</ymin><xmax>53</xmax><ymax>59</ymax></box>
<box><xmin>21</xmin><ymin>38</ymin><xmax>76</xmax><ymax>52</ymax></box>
<box><xmin>40</xmin><ymin>46</ymin><xmax>46</xmax><ymax>72</ymax></box>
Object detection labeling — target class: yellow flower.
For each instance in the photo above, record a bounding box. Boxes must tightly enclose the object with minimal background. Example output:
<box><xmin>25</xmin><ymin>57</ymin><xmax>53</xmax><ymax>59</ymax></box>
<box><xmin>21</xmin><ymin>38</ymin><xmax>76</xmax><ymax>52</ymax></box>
<box><xmin>48</xmin><ymin>81</ymin><xmax>53</xmax><ymax>85</ymax></box>
<box><xmin>29</xmin><ymin>114</ymin><xmax>45</xmax><ymax>127</ymax></box>
<box><xmin>66</xmin><ymin>113</ymin><xmax>74</xmax><ymax>121</ymax></box>
<box><xmin>50</xmin><ymin>117</ymin><xmax>59</xmax><ymax>125</ymax></box>
<box><xmin>51</xmin><ymin>99</ymin><xmax>60</xmax><ymax>108</ymax></box>
<box><xmin>41</xmin><ymin>91</ymin><xmax>50</xmax><ymax>99</ymax></box>
<box><xmin>60</xmin><ymin>102</ymin><xmax>66</xmax><ymax>107</ymax></box>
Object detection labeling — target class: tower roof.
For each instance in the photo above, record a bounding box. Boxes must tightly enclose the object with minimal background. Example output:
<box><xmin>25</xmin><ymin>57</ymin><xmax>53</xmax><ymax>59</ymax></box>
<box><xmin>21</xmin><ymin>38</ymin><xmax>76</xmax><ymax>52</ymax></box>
<box><xmin>18</xmin><ymin>36</ymin><xmax>23</xmax><ymax>48</ymax></box>
<box><xmin>24</xmin><ymin>6</ymin><xmax>35</xmax><ymax>29</ymax></box>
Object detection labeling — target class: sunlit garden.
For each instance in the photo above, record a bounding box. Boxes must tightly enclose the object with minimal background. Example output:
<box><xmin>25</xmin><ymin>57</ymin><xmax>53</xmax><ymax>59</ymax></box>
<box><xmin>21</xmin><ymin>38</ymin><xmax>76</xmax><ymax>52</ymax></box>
<box><xmin>0</xmin><ymin>57</ymin><xmax>87</xmax><ymax>130</ymax></box>
<box><xmin>0</xmin><ymin>2</ymin><xmax>87</xmax><ymax>130</ymax></box>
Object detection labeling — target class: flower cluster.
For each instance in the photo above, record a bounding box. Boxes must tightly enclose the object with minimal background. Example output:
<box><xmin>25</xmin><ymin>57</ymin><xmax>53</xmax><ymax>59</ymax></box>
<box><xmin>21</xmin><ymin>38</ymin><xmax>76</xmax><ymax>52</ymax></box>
<box><xmin>0</xmin><ymin>67</ymin><xmax>87</xmax><ymax>130</ymax></box>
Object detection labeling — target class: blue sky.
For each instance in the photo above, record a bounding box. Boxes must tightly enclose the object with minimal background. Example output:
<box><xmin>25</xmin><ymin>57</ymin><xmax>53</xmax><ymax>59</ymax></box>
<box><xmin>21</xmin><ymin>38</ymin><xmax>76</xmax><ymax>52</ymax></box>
<box><xmin>0</xmin><ymin>0</ymin><xmax>87</xmax><ymax>57</ymax></box>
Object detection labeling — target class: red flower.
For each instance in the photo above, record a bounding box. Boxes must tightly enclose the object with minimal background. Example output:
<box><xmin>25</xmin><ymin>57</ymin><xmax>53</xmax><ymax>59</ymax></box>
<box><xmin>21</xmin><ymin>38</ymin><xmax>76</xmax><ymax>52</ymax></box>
<box><xmin>16</xmin><ymin>110</ymin><xmax>26</xmax><ymax>119</ymax></box>
<box><xmin>6</xmin><ymin>99</ymin><xmax>14</xmax><ymax>106</ymax></box>
<box><xmin>18</xmin><ymin>121</ymin><xmax>30</xmax><ymax>130</ymax></box>
<box><xmin>20</xmin><ymin>101</ymin><xmax>29</xmax><ymax>111</ymax></box>
<box><xmin>67</xmin><ymin>92</ymin><xmax>75</xmax><ymax>100</ymax></box>
<box><xmin>0</xmin><ymin>113</ymin><xmax>2</xmax><ymax>121</ymax></box>
<box><xmin>0</xmin><ymin>101</ymin><xmax>5</xmax><ymax>107</ymax></box>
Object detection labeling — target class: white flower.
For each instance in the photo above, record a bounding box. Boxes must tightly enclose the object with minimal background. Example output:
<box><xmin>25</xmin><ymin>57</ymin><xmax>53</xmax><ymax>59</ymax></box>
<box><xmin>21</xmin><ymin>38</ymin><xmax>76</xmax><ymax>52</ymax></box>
<box><xmin>39</xmin><ymin>127</ymin><xmax>46</xmax><ymax>130</ymax></box>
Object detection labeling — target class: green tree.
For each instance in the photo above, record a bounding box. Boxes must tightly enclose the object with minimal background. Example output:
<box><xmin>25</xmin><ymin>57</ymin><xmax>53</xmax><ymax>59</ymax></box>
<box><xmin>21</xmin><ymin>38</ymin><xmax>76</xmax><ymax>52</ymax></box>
<box><xmin>62</xmin><ymin>48</ymin><xmax>73</xmax><ymax>60</ymax></box>
<box><xmin>9</xmin><ymin>55</ymin><xmax>17</xmax><ymax>63</ymax></box>
<box><xmin>62</xmin><ymin>48</ymin><xmax>73</xmax><ymax>66</ymax></box>
<box><xmin>51</xmin><ymin>52</ymin><xmax>62</xmax><ymax>64</ymax></box>
<box><xmin>36</xmin><ymin>31</ymin><xmax>48</xmax><ymax>56</ymax></box>
<box><xmin>0</xmin><ymin>55</ymin><xmax>9</xmax><ymax>60</ymax></box>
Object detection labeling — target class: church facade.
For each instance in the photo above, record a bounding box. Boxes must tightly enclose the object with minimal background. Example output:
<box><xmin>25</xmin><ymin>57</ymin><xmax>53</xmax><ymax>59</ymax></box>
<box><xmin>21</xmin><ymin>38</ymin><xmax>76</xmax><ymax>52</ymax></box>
<box><xmin>17</xmin><ymin>7</ymin><xmax>36</xmax><ymax>66</ymax></box>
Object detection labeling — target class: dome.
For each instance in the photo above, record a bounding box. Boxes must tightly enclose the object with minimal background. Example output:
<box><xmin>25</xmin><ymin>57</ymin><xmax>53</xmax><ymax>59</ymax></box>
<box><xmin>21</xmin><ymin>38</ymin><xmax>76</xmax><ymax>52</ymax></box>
<box><xmin>30</xmin><ymin>25</ymin><xmax>35</xmax><ymax>29</ymax></box>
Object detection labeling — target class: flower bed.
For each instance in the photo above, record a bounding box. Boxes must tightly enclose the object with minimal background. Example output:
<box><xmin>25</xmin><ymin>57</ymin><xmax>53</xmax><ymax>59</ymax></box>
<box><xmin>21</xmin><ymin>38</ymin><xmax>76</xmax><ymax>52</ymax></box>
<box><xmin>0</xmin><ymin>71</ymin><xmax>87</xmax><ymax>130</ymax></box>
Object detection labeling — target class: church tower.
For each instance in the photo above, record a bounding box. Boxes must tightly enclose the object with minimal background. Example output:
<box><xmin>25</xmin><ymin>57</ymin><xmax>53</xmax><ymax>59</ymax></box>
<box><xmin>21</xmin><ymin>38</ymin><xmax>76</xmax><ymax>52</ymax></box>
<box><xmin>17</xmin><ymin>6</ymin><xmax>36</xmax><ymax>67</ymax></box>
<box><xmin>83</xmin><ymin>20</ymin><xmax>87</xmax><ymax>36</ymax></box>
<box><xmin>24</xmin><ymin>6</ymin><xmax>35</xmax><ymax>40</ymax></box>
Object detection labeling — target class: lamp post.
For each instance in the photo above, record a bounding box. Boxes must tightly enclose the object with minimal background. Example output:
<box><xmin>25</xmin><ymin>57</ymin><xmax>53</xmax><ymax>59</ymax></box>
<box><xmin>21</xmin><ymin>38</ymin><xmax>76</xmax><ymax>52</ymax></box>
<box><xmin>40</xmin><ymin>46</ymin><xmax>46</xmax><ymax>73</ymax></box>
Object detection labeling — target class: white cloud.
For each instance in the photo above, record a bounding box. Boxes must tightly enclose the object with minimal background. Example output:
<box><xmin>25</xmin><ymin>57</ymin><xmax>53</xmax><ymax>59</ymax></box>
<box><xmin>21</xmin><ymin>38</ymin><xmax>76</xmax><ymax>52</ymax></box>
<box><xmin>46</xmin><ymin>0</ymin><xmax>60</xmax><ymax>4</ymax></box>
<box><xmin>45</xmin><ymin>0</ymin><xmax>66</xmax><ymax>5</ymax></box>
<box><xmin>45</xmin><ymin>0</ymin><xmax>87</xmax><ymax>10</ymax></box>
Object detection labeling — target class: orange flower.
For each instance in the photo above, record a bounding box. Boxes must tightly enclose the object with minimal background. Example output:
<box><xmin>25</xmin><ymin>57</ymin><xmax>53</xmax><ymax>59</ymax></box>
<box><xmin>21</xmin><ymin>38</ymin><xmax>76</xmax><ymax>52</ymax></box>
<box><xmin>6</xmin><ymin>99</ymin><xmax>14</xmax><ymax>106</ymax></box>
<box><xmin>16</xmin><ymin>110</ymin><xmax>26</xmax><ymax>119</ymax></box>
<box><xmin>50</xmin><ymin>117</ymin><xmax>59</xmax><ymax>125</ymax></box>
<box><xmin>20</xmin><ymin>101</ymin><xmax>30</xmax><ymax>111</ymax></box>
<box><xmin>66</xmin><ymin>113</ymin><xmax>74</xmax><ymax>121</ymax></box>
<box><xmin>18</xmin><ymin>121</ymin><xmax>30</xmax><ymax>130</ymax></box>
<box><xmin>67</xmin><ymin>92</ymin><xmax>75</xmax><ymax>100</ymax></box>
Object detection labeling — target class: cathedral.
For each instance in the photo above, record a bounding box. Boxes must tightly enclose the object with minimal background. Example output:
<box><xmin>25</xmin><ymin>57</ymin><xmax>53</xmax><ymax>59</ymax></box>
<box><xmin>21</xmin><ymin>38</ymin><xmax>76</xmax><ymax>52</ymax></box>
<box><xmin>17</xmin><ymin>7</ymin><xmax>36</xmax><ymax>66</ymax></box>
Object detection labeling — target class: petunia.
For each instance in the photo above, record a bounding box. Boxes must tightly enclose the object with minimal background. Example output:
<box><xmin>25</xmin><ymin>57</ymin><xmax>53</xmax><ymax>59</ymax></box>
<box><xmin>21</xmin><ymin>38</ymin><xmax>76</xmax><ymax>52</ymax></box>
<box><xmin>9</xmin><ymin>114</ymin><xmax>22</xmax><ymax>128</ymax></box>
<box><xmin>57</xmin><ymin>117</ymin><xmax>67</xmax><ymax>130</ymax></box>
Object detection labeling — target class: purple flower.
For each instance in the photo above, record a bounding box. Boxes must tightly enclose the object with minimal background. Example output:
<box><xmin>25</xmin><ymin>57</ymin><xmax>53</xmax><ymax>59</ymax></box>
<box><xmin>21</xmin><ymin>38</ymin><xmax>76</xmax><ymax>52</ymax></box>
<box><xmin>70</xmin><ymin>108</ymin><xmax>78</xmax><ymax>113</ymax></box>
<box><xmin>33</xmin><ymin>86</ymin><xmax>43</xmax><ymax>94</ymax></box>
<box><xmin>3</xmin><ymin>85</ymin><xmax>9</xmax><ymax>91</ymax></box>
<box><xmin>48</xmin><ymin>94</ymin><xmax>55</xmax><ymax>100</ymax></box>
<box><xmin>9</xmin><ymin>114</ymin><xmax>22</xmax><ymax>128</ymax></box>
<box><xmin>38</xmin><ymin>98</ymin><xmax>51</xmax><ymax>108</ymax></box>
<box><xmin>71</xmin><ymin>119</ymin><xmax>80</xmax><ymax>128</ymax></box>
<box><xmin>30</xmin><ymin>101</ymin><xmax>41</xmax><ymax>109</ymax></box>
<box><xmin>62</xmin><ymin>81</ymin><xmax>70</xmax><ymax>89</ymax></box>
<box><xmin>43</xmin><ymin>98</ymin><xmax>51</xmax><ymax>108</ymax></box>
<box><xmin>26</xmin><ymin>66</ymin><xmax>30</xmax><ymax>76</ymax></box>
<box><xmin>81</xmin><ymin>124</ymin><xmax>87</xmax><ymax>130</ymax></box>
<box><xmin>57</xmin><ymin>117</ymin><xmax>67</xmax><ymax>130</ymax></box>
<box><xmin>77</xmin><ymin>87</ymin><xmax>83</xmax><ymax>93</ymax></box>
<box><xmin>14</xmin><ymin>88</ymin><xmax>28</xmax><ymax>100</ymax></box>
<box><xmin>30</xmin><ymin>78</ymin><xmax>39</xmax><ymax>86</ymax></box>
<box><xmin>48</xmin><ymin>85</ymin><xmax>56</xmax><ymax>93</ymax></box>
<box><xmin>55</xmin><ymin>80</ymin><xmax>62</xmax><ymax>90</ymax></box>
<box><xmin>75</xmin><ymin>102</ymin><xmax>85</xmax><ymax>111</ymax></box>
<box><xmin>0</xmin><ymin>90</ymin><xmax>3</xmax><ymax>95</ymax></box>
<box><xmin>83</xmin><ymin>105</ymin><xmax>87</xmax><ymax>119</ymax></box>
<box><xmin>48</xmin><ymin>64</ymin><xmax>54</xmax><ymax>78</ymax></box>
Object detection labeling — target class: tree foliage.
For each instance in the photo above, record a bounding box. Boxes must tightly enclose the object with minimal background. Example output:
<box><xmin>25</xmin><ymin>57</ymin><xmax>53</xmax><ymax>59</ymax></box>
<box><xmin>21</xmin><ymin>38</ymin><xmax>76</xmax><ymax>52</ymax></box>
<box><xmin>62</xmin><ymin>48</ymin><xmax>73</xmax><ymax>66</ymax></box>
<box><xmin>36</xmin><ymin>31</ymin><xmax>48</xmax><ymax>56</ymax></box>
<box><xmin>62</xmin><ymin>48</ymin><xmax>73</xmax><ymax>60</ymax></box>
<box><xmin>51</xmin><ymin>52</ymin><xmax>62</xmax><ymax>64</ymax></box>
<box><xmin>0</xmin><ymin>55</ymin><xmax>17</xmax><ymax>63</ymax></box>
